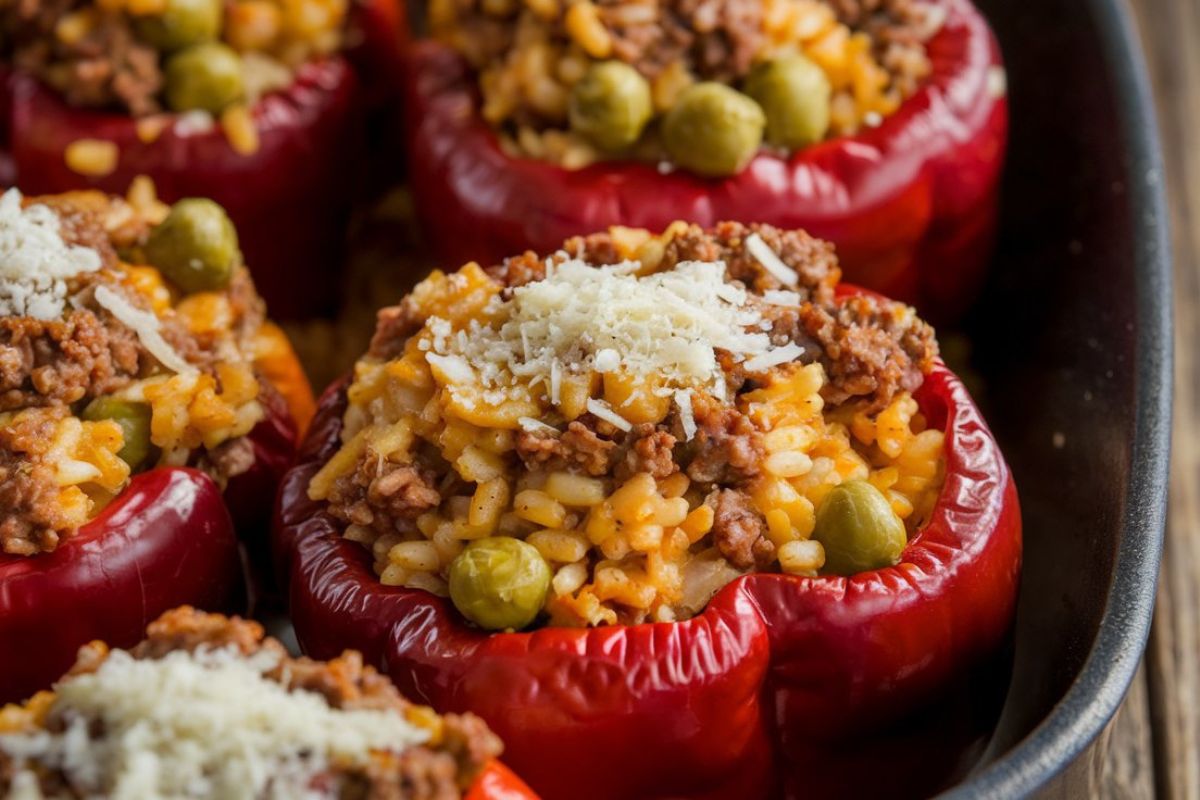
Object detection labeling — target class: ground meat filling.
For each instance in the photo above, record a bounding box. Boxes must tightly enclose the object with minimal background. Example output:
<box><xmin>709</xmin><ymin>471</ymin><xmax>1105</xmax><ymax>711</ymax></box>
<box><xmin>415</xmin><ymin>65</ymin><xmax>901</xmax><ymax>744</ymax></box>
<box><xmin>3</xmin><ymin>0</ymin><xmax>164</xmax><ymax>116</ymax></box>
<box><xmin>516</xmin><ymin>418</ymin><xmax>618</xmax><ymax>476</ymax></box>
<box><xmin>601</xmin><ymin>0</ymin><xmax>765</xmax><ymax>82</ymax></box>
<box><xmin>685</xmin><ymin>394</ymin><xmax>765</xmax><ymax>485</ymax></box>
<box><xmin>0</xmin><ymin>191</ymin><xmax>273</xmax><ymax>556</ymax></box>
<box><xmin>0</xmin><ymin>408</ymin><xmax>72</xmax><ymax>556</ymax></box>
<box><xmin>709</xmin><ymin>488</ymin><xmax>775</xmax><ymax>569</ymax></box>
<box><xmin>354</xmin><ymin>223</ymin><xmax>935</xmax><ymax>552</ymax></box>
<box><xmin>0</xmin><ymin>608</ymin><xmax>503</xmax><ymax>800</ymax></box>
<box><xmin>331</xmin><ymin>221</ymin><xmax>943</xmax><ymax>626</ymax></box>
<box><xmin>0</xmin><ymin>298</ymin><xmax>143</xmax><ymax>411</ymax></box>
<box><xmin>327</xmin><ymin>458</ymin><xmax>444</xmax><ymax>532</ymax></box>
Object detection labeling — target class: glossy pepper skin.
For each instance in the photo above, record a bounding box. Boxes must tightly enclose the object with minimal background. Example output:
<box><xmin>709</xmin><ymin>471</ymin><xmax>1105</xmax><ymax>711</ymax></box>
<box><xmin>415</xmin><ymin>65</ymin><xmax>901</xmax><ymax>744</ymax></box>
<box><xmin>274</xmin><ymin>356</ymin><xmax>1021</xmax><ymax>799</ymax></box>
<box><xmin>0</xmin><ymin>469</ymin><xmax>243</xmax><ymax>704</ymax></box>
<box><xmin>402</xmin><ymin>0</ymin><xmax>1006</xmax><ymax>321</ymax></box>
<box><xmin>467</xmin><ymin>762</ymin><xmax>540</xmax><ymax>800</ymax></box>
<box><xmin>0</xmin><ymin>0</ymin><xmax>405</xmax><ymax>319</ymax></box>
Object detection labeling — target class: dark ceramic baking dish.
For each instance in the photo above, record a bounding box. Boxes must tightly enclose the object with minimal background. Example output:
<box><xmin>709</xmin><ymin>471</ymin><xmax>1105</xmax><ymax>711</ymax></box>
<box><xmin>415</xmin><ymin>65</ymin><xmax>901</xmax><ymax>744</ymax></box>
<box><xmin>941</xmin><ymin>0</ymin><xmax>1172</xmax><ymax>795</ymax></box>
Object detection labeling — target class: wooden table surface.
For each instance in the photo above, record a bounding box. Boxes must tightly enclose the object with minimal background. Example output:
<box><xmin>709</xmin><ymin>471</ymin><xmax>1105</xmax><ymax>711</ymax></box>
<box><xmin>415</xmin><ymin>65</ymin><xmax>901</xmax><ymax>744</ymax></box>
<box><xmin>1098</xmin><ymin>1</ymin><xmax>1198</xmax><ymax>798</ymax></box>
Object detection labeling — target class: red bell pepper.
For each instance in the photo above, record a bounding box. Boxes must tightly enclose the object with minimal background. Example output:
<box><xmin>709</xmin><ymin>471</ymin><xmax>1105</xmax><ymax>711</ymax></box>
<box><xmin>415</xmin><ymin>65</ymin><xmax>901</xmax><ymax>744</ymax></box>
<box><xmin>467</xmin><ymin>762</ymin><xmax>541</xmax><ymax>800</ymax></box>
<box><xmin>0</xmin><ymin>469</ymin><xmax>243</xmax><ymax>704</ymax></box>
<box><xmin>402</xmin><ymin>0</ymin><xmax>1006</xmax><ymax>320</ymax></box>
<box><xmin>275</xmin><ymin>357</ymin><xmax>1020</xmax><ymax>800</ymax></box>
<box><xmin>0</xmin><ymin>0</ymin><xmax>405</xmax><ymax>319</ymax></box>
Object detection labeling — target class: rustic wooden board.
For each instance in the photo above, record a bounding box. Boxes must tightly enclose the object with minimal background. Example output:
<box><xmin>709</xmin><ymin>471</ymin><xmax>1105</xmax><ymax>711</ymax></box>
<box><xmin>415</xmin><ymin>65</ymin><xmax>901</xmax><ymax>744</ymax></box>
<box><xmin>1106</xmin><ymin>1</ymin><xmax>1199</xmax><ymax>798</ymax></box>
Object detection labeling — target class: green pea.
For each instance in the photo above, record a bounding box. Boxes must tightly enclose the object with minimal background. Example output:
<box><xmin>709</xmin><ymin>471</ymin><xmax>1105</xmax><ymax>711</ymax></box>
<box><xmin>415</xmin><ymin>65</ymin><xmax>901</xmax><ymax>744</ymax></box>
<box><xmin>144</xmin><ymin>198</ymin><xmax>241</xmax><ymax>293</ymax></box>
<box><xmin>743</xmin><ymin>55</ymin><xmax>831</xmax><ymax>149</ymax></box>
<box><xmin>568</xmin><ymin>61</ymin><xmax>653</xmax><ymax>152</ymax></box>
<box><xmin>136</xmin><ymin>0</ymin><xmax>223</xmax><ymax>52</ymax></box>
<box><xmin>82</xmin><ymin>398</ymin><xmax>156</xmax><ymax>472</ymax></box>
<box><xmin>812</xmin><ymin>480</ymin><xmax>907</xmax><ymax>576</ymax></box>
<box><xmin>164</xmin><ymin>42</ymin><xmax>245</xmax><ymax>114</ymax></box>
<box><xmin>448</xmin><ymin>537</ymin><xmax>552</xmax><ymax>631</ymax></box>
<box><xmin>661</xmin><ymin>82</ymin><xmax>765</xmax><ymax>177</ymax></box>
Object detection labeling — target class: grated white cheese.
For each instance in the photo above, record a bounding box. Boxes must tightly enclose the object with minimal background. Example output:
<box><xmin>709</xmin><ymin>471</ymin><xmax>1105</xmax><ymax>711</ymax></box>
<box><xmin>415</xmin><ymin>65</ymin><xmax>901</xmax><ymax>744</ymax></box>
<box><xmin>674</xmin><ymin>389</ymin><xmax>697</xmax><ymax>441</ymax></box>
<box><xmin>593</xmin><ymin>348</ymin><xmax>620</xmax><ymax>373</ymax></box>
<box><xmin>0</xmin><ymin>188</ymin><xmax>102</xmax><ymax>320</ymax></box>
<box><xmin>743</xmin><ymin>342</ymin><xmax>807</xmax><ymax>374</ymax></box>
<box><xmin>745</xmin><ymin>233</ymin><xmax>798</xmax><ymax>286</ymax></box>
<box><xmin>586</xmin><ymin>398</ymin><xmax>632</xmax><ymax>432</ymax></box>
<box><xmin>0</xmin><ymin>647</ymin><xmax>430</xmax><ymax>800</ymax></box>
<box><xmin>518</xmin><ymin>416</ymin><xmax>560</xmax><ymax>435</ymax></box>
<box><xmin>762</xmin><ymin>290</ymin><xmax>802</xmax><ymax>307</ymax></box>
<box><xmin>94</xmin><ymin>286</ymin><xmax>195</xmax><ymax>375</ymax></box>
<box><xmin>427</xmin><ymin>259</ymin><xmax>781</xmax><ymax>397</ymax></box>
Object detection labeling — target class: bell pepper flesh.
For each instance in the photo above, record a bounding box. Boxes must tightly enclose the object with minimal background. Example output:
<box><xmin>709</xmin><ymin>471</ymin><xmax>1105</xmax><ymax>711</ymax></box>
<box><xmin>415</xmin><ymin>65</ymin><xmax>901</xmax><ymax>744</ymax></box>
<box><xmin>274</xmin><ymin>351</ymin><xmax>1021</xmax><ymax>799</ymax></box>
<box><xmin>0</xmin><ymin>469</ymin><xmax>243</xmax><ymax>704</ymax></box>
<box><xmin>402</xmin><ymin>0</ymin><xmax>1007</xmax><ymax>320</ymax></box>
<box><xmin>466</xmin><ymin>761</ymin><xmax>541</xmax><ymax>800</ymax></box>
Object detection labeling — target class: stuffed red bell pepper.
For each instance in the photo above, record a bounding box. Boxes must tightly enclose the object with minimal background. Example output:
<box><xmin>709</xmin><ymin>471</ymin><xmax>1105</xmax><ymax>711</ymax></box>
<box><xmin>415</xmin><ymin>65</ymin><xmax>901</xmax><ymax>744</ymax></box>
<box><xmin>0</xmin><ymin>0</ymin><xmax>405</xmax><ymax>318</ymax></box>
<box><xmin>403</xmin><ymin>0</ymin><xmax>1006</xmax><ymax>319</ymax></box>
<box><xmin>0</xmin><ymin>185</ymin><xmax>312</xmax><ymax>702</ymax></box>
<box><xmin>0</xmin><ymin>606</ymin><xmax>539</xmax><ymax>800</ymax></box>
<box><xmin>274</xmin><ymin>221</ymin><xmax>1021</xmax><ymax>798</ymax></box>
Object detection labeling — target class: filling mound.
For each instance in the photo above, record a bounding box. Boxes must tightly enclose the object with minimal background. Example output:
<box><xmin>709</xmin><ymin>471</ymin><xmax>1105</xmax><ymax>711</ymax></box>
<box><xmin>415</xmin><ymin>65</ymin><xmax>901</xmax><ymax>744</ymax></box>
<box><xmin>0</xmin><ymin>185</ymin><xmax>274</xmax><ymax>556</ymax></box>
<box><xmin>0</xmin><ymin>0</ymin><xmax>352</xmax><ymax>162</ymax></box>
<box><xmin>0</xmin><ymin>607</ymin><xmax>502</xmax><ymax>799</ymax></box>
<box><xmin>311</xmin><ymin>221</ymin><xmax>945</xmax><ymax>629</ymax></box>
<box><xmin>431</xmin><ymin>0</ymin><xmax>946</xmax><ymax>173</ymax></box>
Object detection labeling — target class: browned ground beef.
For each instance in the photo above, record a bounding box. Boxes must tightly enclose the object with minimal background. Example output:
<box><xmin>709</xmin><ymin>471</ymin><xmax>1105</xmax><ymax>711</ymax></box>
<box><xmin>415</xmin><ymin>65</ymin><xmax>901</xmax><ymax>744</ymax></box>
<box><xmin>616</xmin><ymin>424</ymin><xmax>677</xmax><ymax>480</ymax></box>
<box><xmin>327</xmin><ymin>457</ymin><xmax>444</xmax><ymax>532</ymax></box>
<box><xmin>3</xmin><ymin>608</ymin><xmax>502</xmax><ymax>800</ymax></box>
<box><xmin>0</xmin><ymin>408</ymin><xmax>72</xmax><ymax>555</ymax></box>
<box><xmin>709</xmin><ymin>488</ymin><xmax>775</xmax><ymax>569</ymax></box>
<box><xmin>685</xmin><ymin>393</ymin><xmax>764</xmax><ymax>485</ymax></box>
<box><xmin>0</xmin><ymin>300</ymin><xmax>144</xmax><ymax>411</ymax></box>
<box><xmin>598</xmin><ymin>0</ymin><xmax>764</xmax><ymax>83</ymax></box>
<box><xmin>798</xmin><ymin>293</ymin><xmax>936</xmax><ymax>408</ymax></box>
<box><xmin>2</xmin><ymin>0</ymin><xmax>164</xmax><ymax>116</ymax></box>
<box><xmin>516</xmin><ymin>418</ymin><xmax>618</xmax><ymax>476</ymax></box>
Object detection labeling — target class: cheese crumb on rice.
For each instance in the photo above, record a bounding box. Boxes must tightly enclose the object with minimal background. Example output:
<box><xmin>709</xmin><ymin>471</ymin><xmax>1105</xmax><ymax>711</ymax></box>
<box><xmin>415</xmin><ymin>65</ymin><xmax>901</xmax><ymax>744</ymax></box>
<box><xmin>0</xmin><ymin>189</ymin><xmax>102</xmax><ymax>320</ymax></box>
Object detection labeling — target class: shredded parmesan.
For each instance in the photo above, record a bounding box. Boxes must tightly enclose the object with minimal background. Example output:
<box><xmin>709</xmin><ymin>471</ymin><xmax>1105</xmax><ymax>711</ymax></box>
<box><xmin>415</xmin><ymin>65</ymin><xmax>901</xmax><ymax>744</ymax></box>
<box><xmin>675</xmin><ymin>389</ymin><xmax>697</xmax><ymax>441</ymax></box>
<box><xmin>519</xmin><ymin>416</ymin><xmax>559</xmax><ymax>435</ymax></box>
<box><xmin>0</xmin><ymin>648</ymin><xmax>430</xmax><ymax>800</ymax></box>
<box><xmin>743</xmin><ymin>342</ymin><xmax>807</xmax><ymax>374</ymax></box>
<box><xmin>745</xmin><ymin>233</ymin><xmax>798</xmax><ymax>286</ymax></box>
<box><xmin>586</xmin><ymin>398</ymin><xmax>632</xmax><ymax>432</ymax></box>
<box><xmin>94</xmin><ymin>286</ymin><xmax>195</xmax><ymax>375</ymax></box>
<box><xmin>762</xmin><ymin>290</ymin><xmax>803</xmax><ymax>306</ymax></box>
<box><xmin>426</xmin><ymin>259</ymin><xmax>780</xmax><ymax>396</ymax></box>
<box><xmin>0</xmin><ymin>189</ymin><xmax>102</xmax><ymax>320</ymax></box>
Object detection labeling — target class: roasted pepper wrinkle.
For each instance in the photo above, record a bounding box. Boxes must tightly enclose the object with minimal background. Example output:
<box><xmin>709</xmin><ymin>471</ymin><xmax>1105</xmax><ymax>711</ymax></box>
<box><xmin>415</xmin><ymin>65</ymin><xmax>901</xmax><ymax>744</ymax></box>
<box><xmin>274</xmin><ymin>350</ymin><xmax>1021</xmax><ymax>800</ymax></box>
<box><xmin>401</xmin><ymin>0</ymin><xmax>1007</xmax><ymax>321</ymax></box>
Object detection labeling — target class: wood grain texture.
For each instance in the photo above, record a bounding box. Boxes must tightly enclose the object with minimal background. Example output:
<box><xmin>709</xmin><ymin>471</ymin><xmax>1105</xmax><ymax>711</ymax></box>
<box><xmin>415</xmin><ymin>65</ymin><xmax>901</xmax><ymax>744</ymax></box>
<box><xmin>1121</xmin><ymin>1</ymin><xmax>1200</xmax><ymax>798</ymax></box>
